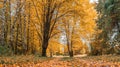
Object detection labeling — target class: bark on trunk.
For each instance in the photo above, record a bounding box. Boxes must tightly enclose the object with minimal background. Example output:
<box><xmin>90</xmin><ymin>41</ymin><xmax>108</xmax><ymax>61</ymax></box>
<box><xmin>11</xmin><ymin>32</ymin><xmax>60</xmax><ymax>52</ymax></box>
<box><xmin>42</xmin><ymin>47</ymin><xmax>47</xmax><ymax>57</ymax></box>
<box><xmin>41</xmin><ymin>35</ymin><xmax>49</xmax><ymax>57</ymax></box>
<box><xmin>69</xmin><ymin>50</ymin><xmax>73</xmax><ymax>57</ymax></box>
<box><xmin>41</xmin><ymin>39</ymin><xmax>49</xmax><ymax>57</ymax></box>
<box><xmin>67</xmin><ymin>44</ymin><xmax>73</xmax><ymax>57</ymax></box>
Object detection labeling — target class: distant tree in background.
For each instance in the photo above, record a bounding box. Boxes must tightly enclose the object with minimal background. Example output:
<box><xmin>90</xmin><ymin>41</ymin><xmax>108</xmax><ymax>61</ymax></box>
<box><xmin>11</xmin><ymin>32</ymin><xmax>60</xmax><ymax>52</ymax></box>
<box><xmin>93</xmin><ymin>0</ymin><xmax>120</xmax><ymax>55</ymax></box>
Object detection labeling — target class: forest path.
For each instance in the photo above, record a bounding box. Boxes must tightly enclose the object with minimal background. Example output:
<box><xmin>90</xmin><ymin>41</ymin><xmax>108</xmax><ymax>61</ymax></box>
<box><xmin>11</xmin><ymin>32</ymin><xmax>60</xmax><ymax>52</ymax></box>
<box><xmin>0</xmin><ymin>55</ymin><xmax>120</xmax><ymax>67</ymax></box>
<box><xmin>53</xmin><ymin>54</ymin><xmax>87</xmax><ymax>58</ymax></box>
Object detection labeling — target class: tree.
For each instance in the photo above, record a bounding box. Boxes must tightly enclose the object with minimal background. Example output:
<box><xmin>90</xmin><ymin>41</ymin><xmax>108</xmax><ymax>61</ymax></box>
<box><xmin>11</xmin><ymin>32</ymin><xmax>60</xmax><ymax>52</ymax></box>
<box><xmin>60</xmin><ymin>0</ymin><xmax>97</xmax><ymax>57</ymax></box>
<box><xmin>0</xmin><ymin>0</ymin><xmax>38</xmax><ymax>55</ymax></box>
<box><xmin>31</xmin><ymin>0</ymin><xmax>77</xmax><ymax>57</ymax></box>
<box><xmin>0</xmin><ymin>0</ymin><xmax>97</xmax><ymax>56</ymax></box>
<box><xmin>95</xmin><ymin>0</ymin><xmax>120</xmax><ymax>55</ymax></box>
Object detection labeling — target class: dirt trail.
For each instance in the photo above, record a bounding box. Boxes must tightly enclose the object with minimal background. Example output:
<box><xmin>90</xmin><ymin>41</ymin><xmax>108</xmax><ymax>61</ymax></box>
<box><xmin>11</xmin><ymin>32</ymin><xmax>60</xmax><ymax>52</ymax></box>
<box><xmin>53</xmin><ymin>54</ymin><xmax>87</xmax><ymax>58</ymax></box>
<box><xmin>0</xmin><ymin>55</ymin><xmax>120</xmax><ymax>67</ymax></box>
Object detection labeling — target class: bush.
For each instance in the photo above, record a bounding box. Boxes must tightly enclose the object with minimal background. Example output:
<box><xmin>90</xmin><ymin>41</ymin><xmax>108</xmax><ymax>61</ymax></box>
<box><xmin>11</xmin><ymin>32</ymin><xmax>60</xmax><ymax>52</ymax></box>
<box><xmin>0</xmin><ymin>45</ymin><xmax>12</xmax><ymax>56</ymax></box>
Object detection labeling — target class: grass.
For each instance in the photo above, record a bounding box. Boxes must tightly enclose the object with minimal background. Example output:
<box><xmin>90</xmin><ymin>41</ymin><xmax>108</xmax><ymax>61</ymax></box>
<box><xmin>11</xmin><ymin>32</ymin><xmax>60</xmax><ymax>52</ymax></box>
<box><xmin>0</xmin><ymin>55</ymin><xmax>52</xmax><ymax>64</ymax></box>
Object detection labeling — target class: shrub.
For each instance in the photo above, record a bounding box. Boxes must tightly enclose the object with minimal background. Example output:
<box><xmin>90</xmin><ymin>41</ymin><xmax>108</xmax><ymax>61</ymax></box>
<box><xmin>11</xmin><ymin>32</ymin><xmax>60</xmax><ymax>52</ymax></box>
<box><xmin>0</xmin><ymin>45</ymin><xmax>12</xmax><ymax>56</ymax></box>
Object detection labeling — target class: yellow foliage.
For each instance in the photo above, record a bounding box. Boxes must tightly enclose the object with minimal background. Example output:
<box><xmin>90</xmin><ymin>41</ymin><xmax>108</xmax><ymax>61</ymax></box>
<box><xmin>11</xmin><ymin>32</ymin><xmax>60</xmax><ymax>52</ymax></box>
<box><xmin>0</xmin><ymin>0</ymin><xmax>97</xmax><ymax>55</ymax></box>
<box><xmin>47</xmin><ymin>40</ymin><xmax>64</xmax><ymax>56</ymax></box>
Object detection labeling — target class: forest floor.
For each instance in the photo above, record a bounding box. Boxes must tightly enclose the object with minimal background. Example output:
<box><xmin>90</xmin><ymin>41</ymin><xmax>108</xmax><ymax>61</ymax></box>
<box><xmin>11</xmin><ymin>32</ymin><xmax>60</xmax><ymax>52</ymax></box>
<box><xmin>0</xmin><ymin>55</ymin><xmax>120</xmax><ymax>67</ymax></box>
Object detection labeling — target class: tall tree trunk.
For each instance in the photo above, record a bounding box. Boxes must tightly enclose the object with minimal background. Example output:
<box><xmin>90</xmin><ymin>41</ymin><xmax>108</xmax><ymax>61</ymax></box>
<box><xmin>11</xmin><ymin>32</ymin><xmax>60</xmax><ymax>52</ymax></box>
<box><xmin>23</xmin><ymin>0</ymin><xmax>27</xmax><ymax>54</ymax></box>
<box><xmin>41</xmin><ymin>0</ymin><xmax>51</xmax><ymax>57</ymax></box>
<box><xmin>26</xmin><ymin>2</ymin><xmax>31</xmax><ymax>54</ymax></box>
<box><xmin>67</xmin><ymin>43</ymin><xmax>73</xmax><ymax>57</ymax></box>
<box><xmin>8</xmin><ymin>0</ymin><xmax>14</xmax><ymax>52</ymax></box>
<box><xmin>42</xmin><ymin>47</ymin><xmax>47</xmax><ymax>57</ymax></box>
<box><xmin>4</xmin><ymin>0</ymin><xmax>8</xmax><ymax>46</ymax></box>
<box><xmin>69</xmin><ymin>43</ymin><xmax>73</xmax><ymax>57</ymax></box>
<box><xmin>1</xmin><ymin>0</ymin><xmax>7</xmax><ymax>46</ymax></box>
<box><xmin>15</xmin><ymin>23</ymin><xmax>19</xmax><ymax>54</ymax></box>
<box><xmin>42</xmin><ymin>37</ymin><xmax>49</xmax><ymax>57</ymax></box>
<box><xmin>66</xmin><ymin>22</ymin><xmax>73</xmax><ymax>57</ymax></box>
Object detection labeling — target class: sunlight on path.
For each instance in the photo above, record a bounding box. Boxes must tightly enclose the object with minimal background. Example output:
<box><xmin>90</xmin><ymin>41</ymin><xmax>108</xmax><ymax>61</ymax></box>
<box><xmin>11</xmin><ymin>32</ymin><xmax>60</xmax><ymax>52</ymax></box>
<box><xmin>53</xmin><ymin>54</ymin><xmax>87</xmax><ymax>58</ymax></box>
